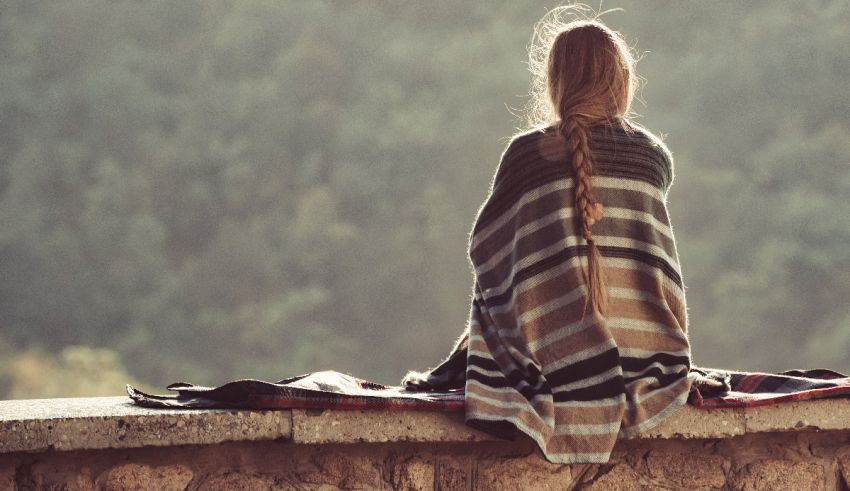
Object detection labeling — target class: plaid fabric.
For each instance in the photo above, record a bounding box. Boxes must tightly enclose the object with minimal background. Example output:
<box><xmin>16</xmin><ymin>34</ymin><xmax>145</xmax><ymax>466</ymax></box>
<box><xmin>127</xmin><ymin>367</ymin><xmax>850</xmax><ymax>411</ymax></box>
<box><xmin>688</xmin><ymin>367</ymin><xmax>850</xmax><ymax>408</ymax></box>
<box><xmin>127</xmin><ymin>370</ymin><xmax>465</xmax><ymax>411</ymax></box>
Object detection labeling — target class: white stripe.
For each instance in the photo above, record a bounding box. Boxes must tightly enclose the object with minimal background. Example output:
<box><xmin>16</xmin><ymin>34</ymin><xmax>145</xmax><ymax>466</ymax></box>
<box><xmin>465</xmin><ymin>379</ymin><xmax>554</xmax><ymax>421</ymax></box>
<box><xmin>475</xmin><ymin>206</ymin><xmax>576</xmax><ymax>275</ymax></box>
<box><xmin>476</xmin><ymin>258</ymin><xmax>586</xmax><ymax>314</ymax></box>
<box><xmin>619</xmin><ymin>347</ymin><xmax>689</xmax><ymax>359</ymax></box>
<box><xmin>595</xmin><ymin>177</ymin><xmax>666</xmax><ymax>202</ymax></box>
<box><xmin>554</xmin><ymin>422</ymin><xmax>621</xmax><ymax>435</ymax></box>
<box><xmin>476</xmin><ymin>239</ymin><xmax>572</xmax><ymax>296</ymax></box>
<box><xmin>608</xmin><ymin>287</ymin><xmax>668</xmax><ymax>310</ymax></box>
<box><xmin>526</xmin><ymin>315</ymin><xmax>601</xmax><ymax>352</ymax></box>
<box><xmin>539</xmin><ymin>338</ymin><xmax>618</xmax><ymax>374</ymax></box>
<box><xmin>471</xmin><ymin>312</ymin><xmax>595</xmax><ymax>353</ymax></box>
<box><xmin>516</xmin><ymin>285</ymin><xmax>586</xmax><ymax>326</ymax></box>
<box><xmin>604</xmin><ymin>206</ymin><xmax>673</xmax><ymax>240</ymax></box>
<box><xmin>470</xmin><ymin>180</ymin><xmax>571</xmax><ymax>250</ymax></box>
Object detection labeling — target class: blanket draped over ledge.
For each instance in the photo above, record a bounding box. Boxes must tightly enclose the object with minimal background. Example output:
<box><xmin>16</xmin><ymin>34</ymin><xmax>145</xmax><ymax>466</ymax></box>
<box><xmin>127</xmin><ymin>367</ymin><xmax>850</xmax><ymax>411</ymax></box>
<box><xmin>125</xmin><ymin>122</ymin><xmax>849</xmax><ymax>463</ymax></box>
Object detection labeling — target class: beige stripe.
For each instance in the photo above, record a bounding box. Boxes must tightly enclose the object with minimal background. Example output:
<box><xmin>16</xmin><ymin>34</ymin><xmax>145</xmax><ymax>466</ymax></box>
<box><xmin>607</xmin><ymin>318</ymin><xmax>688</xmax><ymax>341</ymax></box>
<box><xmin>612</xmin><ymin>327</ymin><xmax>688</xmax><ymax>353</ymax></box>
<box><xmin>608</xmin><ymin>296</ymin><xmax>681</xmax><ymax>326</ymax></box>
<box><xmin>553</xmin><ymin>401</ymin><xmax>625</xmax><ymax>423</ymax></box>
<box><xmin>542</xmin><ymin>431</ymin><xmax>619</xmax><ymax>456</ymax></box>
<box><xmin>604</xmin><ymin>258</ymin><xmax>685</xmax><ymax>302</ymax></box>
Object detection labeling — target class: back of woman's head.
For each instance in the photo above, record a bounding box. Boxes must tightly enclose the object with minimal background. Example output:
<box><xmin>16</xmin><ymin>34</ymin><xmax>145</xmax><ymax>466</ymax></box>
<box><xmin>524</xmin><ymin>7</ymin><xmax>639</xmax><ymax>316</ymax></box>
<box><xmin>547</xmin><ymin>20</ymin><xmax>635</xmax><ymax>124</ymax></box>
<box><xmin>525</xmin><ymin>6</ymin><xmax>637</xmax><ymax>128</ymax></box>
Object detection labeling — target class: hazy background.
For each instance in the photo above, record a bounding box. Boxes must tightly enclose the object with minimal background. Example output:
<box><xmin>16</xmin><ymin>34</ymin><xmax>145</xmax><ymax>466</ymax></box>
<box><xmin>1</xmin><ymin>1</ymin><xmax>848</xmax><ymax>398</ymax></box>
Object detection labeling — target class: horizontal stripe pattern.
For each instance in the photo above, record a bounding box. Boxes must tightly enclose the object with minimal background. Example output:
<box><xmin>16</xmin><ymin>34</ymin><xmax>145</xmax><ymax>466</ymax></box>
<box><xmin>412</xmin><ymin>120</ymin><xmax>691</xmax><ymax>464</ymax></box>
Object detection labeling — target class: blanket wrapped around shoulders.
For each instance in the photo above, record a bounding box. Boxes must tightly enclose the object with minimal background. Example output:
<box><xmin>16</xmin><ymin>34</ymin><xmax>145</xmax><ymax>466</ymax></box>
<box><xmin>404</xmin><ymin>120</ymin><xmax>692</xmax><ymax>464</ymax></box>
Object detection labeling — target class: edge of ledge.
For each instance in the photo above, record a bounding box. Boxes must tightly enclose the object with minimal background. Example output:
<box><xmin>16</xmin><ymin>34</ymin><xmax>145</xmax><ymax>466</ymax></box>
<box><xmin>0</xmin><ymin>397</ymin><xmax>292</xmax><ymax>454</ymax></box>
<box><xmin>2</xmin><ymin>396</ymin><xmax>850</xmax><ymax>454</ymax></box>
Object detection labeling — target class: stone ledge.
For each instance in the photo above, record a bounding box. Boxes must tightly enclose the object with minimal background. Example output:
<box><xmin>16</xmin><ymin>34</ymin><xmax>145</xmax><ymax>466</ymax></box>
<box><xmin>2</xmin><ymin>396</ymin><xmax>850</xmax><ymax>454</ymax></box>
<box><xmin>0</xmin><ymin>397</ymin><xmax>291</xmax><ymax>454</ymax></box>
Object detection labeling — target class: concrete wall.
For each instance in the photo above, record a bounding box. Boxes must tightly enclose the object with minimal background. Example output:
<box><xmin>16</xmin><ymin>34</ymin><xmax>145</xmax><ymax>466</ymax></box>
<box><xmin>2</xmin><ymin>396</ymin><xmax>850</xmax><ymax>490</ymax></box>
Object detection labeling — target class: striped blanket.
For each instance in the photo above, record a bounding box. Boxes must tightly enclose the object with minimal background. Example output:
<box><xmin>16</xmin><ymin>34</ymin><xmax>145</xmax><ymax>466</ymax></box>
<box><xmin>402</xmin><ymin>121</ymin><xmax>692</xmax><ymax>463</ymax></box>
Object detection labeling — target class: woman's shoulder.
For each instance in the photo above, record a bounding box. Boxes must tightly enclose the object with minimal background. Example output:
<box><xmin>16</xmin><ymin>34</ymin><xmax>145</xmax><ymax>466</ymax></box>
<box><xmin>619</xmin><ymin>120</ymin><xmax>673</xmax><ymax>160</ymax></box>
<box><xmin>595</xmin><ymin>119</ymin><xmax>675</xmax><ymax>190</ymax></box>
<box><xmin>500</xmin><ymin>125</ymin><xmax>552</xmax><ymax>160</ymax></box>
<box><xmin>490</xmin><ymin>125</ymin><xmax>554</xmax><ymax>187</ymax></box>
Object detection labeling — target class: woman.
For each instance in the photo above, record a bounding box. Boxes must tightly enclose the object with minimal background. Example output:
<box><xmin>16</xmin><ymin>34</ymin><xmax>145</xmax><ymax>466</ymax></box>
<box><xmin>403</xmin><ymin>9</ymin><xmax>692</xmax><ymax>464</ymax></box>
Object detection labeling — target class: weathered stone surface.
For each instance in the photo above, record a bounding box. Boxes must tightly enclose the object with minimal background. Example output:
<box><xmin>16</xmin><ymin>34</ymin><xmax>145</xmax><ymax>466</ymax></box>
<box><xmin>584</xmin><ymin>463</ymin><xmax>652</xmax><ymax>491</ymax></box>
<box><xmin>4</xmin><ymin>396</ymin><xmax>850</xmax><ymax>455</ymax></box>
<box><xmin>645</xmin><ymin>451</ymin><xmax>727</xmax><ymax>488</ymax></box>
<box><xmin>4</xmin><ymin>396</ymin><xmax>850</xmax><ymax>490</ymax></box>
<box><xmin>477</xmin><ymin>454</ymin><xmax>576</xmax><ymax>490</ymax></box>
<box><xmin>0</xmin><ymin>396</ymin><xmax>291</xmax><ymax>453</ymax></box>
<box><xmin>730</xmin><ymin>460</ymin><xmax>825</xmax><ymax>491</ymax></box>
<box><xmin>294</xmin><ymin>452</ymin><xmax>382</xmax><ymax>489</ymax></box>
<box><xmin>13</xmin><ymin>460</ymin><xmax>98</xmax><ymax>490</ymax></box>
<box><xmin>75</xmin><ymin>466</ymin><xmax>96</xmax><ymax>491</ymax></box>
<box><xmin>836</xmin><ymin>446</ymin><xmax>850</xmax><ymax>486</ymax></box>
<box><xmin>642</xmin><ymin>406</ymin><xmax>745</xmax><ymax>439</ymax></box>
<box><xmin>291</xmin><ymin>409</ymin><xmax>495</xmax><ymax>444</ymax></box>
<box><xmin>390</xmin><ymin>456</ymin><xmax>435</xmax><ymax>491</ymax></box>
<box><xmin>100</xmin><ymin>463</ymin><xmax>193</xmax><ymax>491</ymax></box>
<box><xmin>196</xmin><ymin>471</ymin><xmax>274</xmax><ymax>491</ymax></box>
<box><xmin>435</xmin><ymin>457</ymin><xmax>471</xmax><ymax>491</ymax></box>
<box><xmin>0</xmin><ymin>459</ymin><xmax>17</xmax><ymax>491</ymax></box>
<box><xmin>744</xmin><ymin>399</ymin><xmax>850</xmax><ymax>433</ymax></box>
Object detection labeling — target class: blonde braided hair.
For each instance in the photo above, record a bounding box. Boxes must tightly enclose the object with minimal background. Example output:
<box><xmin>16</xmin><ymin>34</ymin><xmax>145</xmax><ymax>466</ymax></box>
<box><xmin>522</xmin><ymin>6</ymin><xmax>638</xmax><ymax>316</ymax></box>
<box><xmin>561</xmin><ymin>117</ymin><xmax>608</xmax><ymax>315</ymax></box>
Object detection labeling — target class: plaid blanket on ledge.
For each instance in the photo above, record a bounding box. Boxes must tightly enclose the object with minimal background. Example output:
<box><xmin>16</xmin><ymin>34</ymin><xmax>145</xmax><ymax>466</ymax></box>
<box><xmin>127</xmin><ymin>366</ymin><xmax>850</xmax><ymax>411</ymax></box>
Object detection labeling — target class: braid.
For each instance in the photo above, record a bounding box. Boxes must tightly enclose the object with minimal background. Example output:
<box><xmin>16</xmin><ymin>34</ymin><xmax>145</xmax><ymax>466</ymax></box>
<box><xmin>560</xmin><ymin>118</ymin><xmax>609</xmax><ymax>316</ymax></box>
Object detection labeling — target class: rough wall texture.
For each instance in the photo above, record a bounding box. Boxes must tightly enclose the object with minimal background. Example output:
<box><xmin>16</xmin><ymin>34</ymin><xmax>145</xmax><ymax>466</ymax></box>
<box><xmin>2</xmin><ymin>431</ymin><xmax>850</xmax><ymax>490</ymax></box>
<box><xmin>4</xmin><ymin>398</ymin><xmax>850</xmax><ymax>489</ymax></box>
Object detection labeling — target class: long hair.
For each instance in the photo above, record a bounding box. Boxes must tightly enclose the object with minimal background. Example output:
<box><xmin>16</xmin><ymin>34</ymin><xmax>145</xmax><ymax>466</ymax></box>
<box><xmin>524</xmin><ymin>6</ymin><xmax>638</xmax><ymax>316</ymax></box>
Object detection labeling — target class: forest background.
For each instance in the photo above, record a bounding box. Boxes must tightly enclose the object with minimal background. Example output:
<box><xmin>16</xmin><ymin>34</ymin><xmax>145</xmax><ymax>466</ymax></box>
<box><xmin>1</xmin><ymin>1</ymin><xmax>848</xmax><ymax>398</ymax></box>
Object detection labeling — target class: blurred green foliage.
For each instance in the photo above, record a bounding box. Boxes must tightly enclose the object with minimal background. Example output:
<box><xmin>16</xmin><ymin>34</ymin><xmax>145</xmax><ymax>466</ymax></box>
<box><xmin>0</xmin><ymin>1</ymin><xmax>848</xmax><ymax>397</ymax></box>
